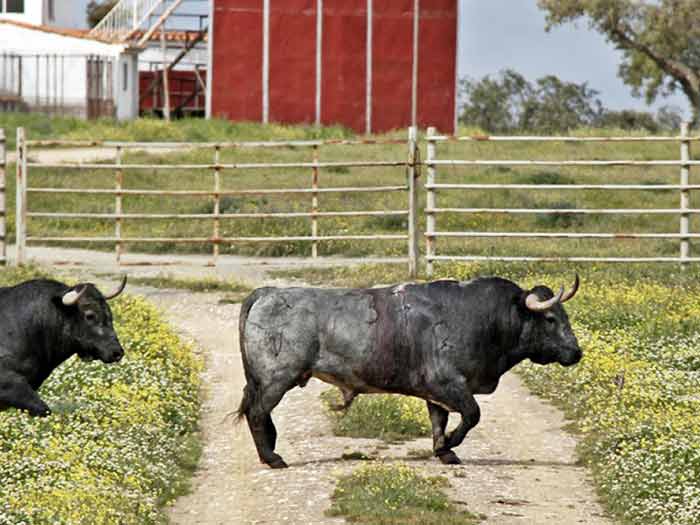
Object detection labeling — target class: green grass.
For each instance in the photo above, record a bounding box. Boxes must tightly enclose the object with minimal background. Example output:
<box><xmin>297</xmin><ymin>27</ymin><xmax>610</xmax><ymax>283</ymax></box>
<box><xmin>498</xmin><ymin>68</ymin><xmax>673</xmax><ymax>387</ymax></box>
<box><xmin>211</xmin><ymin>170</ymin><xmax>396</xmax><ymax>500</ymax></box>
<box><xmin>327</xmin><ymin>463</ymin><xmax>479</xmax><ymax>525</ymax></box>
<box><xmin>3</xmin><ymin>113</ymin><xmax>697</xmax><ymax>264</ymax></box>
<box><xmin>321</xmin><ymin>389</ymin><xmax>431</xmax><ymax>442</ymax></box>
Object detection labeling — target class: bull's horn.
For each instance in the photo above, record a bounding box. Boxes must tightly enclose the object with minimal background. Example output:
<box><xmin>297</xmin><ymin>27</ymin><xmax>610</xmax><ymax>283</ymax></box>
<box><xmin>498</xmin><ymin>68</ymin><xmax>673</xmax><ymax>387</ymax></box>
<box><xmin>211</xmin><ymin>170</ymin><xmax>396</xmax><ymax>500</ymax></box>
<box><xmin>103</xmin><ymin>274</ymin><xmax>127</xmax><ymax>301</ymax></box>
<box><xmin>62</xmin><ymin>285</ymin><xmax>87</xmax><ymax>306</ymax></box>
<box><xmin>525</xmin><ymin>286</ymin><xmax>564</xmax><ymax>312</ymax></box>
<box><xmin>561</xmin><ymin>274</ymin><xmax>580</xmax><ymax>303</ymax></box>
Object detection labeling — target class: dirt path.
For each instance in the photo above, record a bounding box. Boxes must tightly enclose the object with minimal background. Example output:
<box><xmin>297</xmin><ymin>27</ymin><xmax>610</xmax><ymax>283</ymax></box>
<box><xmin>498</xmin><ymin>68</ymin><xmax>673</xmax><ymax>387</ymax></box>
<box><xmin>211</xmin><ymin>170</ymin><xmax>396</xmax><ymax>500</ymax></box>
<box><xmin>46</xmin><ymin>257</ymin><xmax>612</xmax><ymax>524</ymax></box>
<box><xmin>139</xmin><ymin>289</ymin><xmax>611</xmax><ymax>525</ymax></box>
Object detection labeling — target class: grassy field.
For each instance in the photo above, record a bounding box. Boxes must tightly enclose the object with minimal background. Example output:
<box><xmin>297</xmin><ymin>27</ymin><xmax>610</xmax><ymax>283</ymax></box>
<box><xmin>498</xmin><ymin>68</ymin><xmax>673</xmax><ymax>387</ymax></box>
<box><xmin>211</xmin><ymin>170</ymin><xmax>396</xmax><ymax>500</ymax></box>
<box><xmin>2</xmin><ymin>113</ymin><xmax>697</xmax><ymax>263</ymax></box>
<box><xmin>0</xmin><ymin>265</ymin><xmax>203</xmax><ymax>525</ymax></box>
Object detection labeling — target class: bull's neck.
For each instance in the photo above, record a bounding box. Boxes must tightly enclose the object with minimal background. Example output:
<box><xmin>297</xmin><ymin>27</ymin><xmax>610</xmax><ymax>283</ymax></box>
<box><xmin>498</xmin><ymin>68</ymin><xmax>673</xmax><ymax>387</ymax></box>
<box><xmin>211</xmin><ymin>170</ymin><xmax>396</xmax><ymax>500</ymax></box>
<box><xmin>23</xmin><ymin>296</ymin><xmax>76</xmax><ymax>386</ymax></box>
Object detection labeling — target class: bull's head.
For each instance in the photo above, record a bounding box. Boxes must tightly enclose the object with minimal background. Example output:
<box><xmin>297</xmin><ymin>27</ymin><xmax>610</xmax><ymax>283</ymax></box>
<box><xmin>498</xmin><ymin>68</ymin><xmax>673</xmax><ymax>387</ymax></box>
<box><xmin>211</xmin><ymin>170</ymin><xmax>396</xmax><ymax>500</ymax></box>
<box><xmin>520</xmin><ymin>274</ymin><xmax>581</xmax><ymax>367</ymax></box>
<box><xmin>60</xmin><ymin>275</ymin><xmax>127</xmax><ymax>364</ymax></box>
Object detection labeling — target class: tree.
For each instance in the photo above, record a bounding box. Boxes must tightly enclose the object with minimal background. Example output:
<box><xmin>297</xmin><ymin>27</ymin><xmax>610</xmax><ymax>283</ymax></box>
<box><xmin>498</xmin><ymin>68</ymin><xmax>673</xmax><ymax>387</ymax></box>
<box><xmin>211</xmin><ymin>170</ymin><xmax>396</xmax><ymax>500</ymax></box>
<box><xmin>87</xmin><ymin>0</ymin><xmax>118</xmax><ymax>28</ymax></box>
<box><xmin>458</xmin><ymin>70</ymin><xmax>532</xmax><ymax>133</ymax></box>
<box><xmin>459</xmin><ymin>69</ymin><xmax>604</xmax><ymax>133</ymax></box>
<box><xmin>537</xmin><ymin>0</ymin><xmax>700</xmax><ymax>125</ymax></box>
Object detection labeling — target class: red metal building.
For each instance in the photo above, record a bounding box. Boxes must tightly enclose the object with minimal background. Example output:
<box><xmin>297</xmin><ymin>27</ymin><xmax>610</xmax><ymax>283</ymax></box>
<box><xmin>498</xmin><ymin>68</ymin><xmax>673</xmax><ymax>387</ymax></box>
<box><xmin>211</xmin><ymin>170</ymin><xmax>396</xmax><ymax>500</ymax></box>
<box><xmin>208</xmin><ymin>0</ymin><xmax>458</xmax><ymax>134</ymax></box>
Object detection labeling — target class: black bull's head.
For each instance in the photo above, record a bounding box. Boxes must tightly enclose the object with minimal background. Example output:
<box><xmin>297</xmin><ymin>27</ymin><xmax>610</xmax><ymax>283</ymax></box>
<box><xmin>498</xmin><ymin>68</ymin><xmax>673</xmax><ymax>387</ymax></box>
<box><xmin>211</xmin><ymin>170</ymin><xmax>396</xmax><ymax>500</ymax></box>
<box><xmin>521</xmin><ymin>274</ymin><xmax>582</xmax><ymax>367</ymax></box>
<box><xmin>61</xmin><ymin>275</ymin><xmax>128</xmax><ymax>364</ymax></box>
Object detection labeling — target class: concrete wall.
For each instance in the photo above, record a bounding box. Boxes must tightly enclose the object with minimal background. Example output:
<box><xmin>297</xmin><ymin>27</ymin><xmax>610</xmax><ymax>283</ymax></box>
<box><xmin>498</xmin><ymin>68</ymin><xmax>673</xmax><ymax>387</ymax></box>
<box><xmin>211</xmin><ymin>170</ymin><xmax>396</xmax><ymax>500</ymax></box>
<box><xmin>50</xmin><ymin>0</ymin><xmax>90</xmax><ymax>29</ymax></box>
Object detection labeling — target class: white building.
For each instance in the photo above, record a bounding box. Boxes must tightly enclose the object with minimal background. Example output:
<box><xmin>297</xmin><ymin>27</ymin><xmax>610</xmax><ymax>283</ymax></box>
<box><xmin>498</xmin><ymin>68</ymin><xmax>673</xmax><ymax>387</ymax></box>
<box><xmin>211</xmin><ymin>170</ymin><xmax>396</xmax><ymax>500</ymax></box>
<box><xmin>0</xmin><ymin>20</ymin><xmax>139</xmax><ymax>120</ymax></box>
<box><xmin>0</xmin><ymin>0</ymin><xmax>91</xmax><ymax>29</ymax></box>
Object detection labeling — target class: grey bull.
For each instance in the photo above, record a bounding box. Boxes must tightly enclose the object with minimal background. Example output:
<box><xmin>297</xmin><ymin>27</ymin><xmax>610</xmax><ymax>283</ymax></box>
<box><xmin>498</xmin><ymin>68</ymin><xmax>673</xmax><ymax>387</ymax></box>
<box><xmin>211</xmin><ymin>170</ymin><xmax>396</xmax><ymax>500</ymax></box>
<box><xmin>237</xmin><ymin>275</ymin><xmax>581</xmax><ymax>468</ymax></box>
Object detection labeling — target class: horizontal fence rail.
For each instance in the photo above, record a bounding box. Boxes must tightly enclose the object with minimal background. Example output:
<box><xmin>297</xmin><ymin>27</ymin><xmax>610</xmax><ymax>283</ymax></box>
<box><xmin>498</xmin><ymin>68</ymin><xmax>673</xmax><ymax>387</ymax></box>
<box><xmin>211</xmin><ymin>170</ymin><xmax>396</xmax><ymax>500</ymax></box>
<box><xmin>15</xmin><ymin>127</ymin><xmax>421</xmax><ymax>276</ymax></box>
<box><xmin>10</xmin><ymin>124</ymin><xmax>700</xmax><ymax>276</ymax></box>
<box><xmin>424</xmin><ymin>123</ymin><xmax>696</xmax><ymax>276</ymax></box>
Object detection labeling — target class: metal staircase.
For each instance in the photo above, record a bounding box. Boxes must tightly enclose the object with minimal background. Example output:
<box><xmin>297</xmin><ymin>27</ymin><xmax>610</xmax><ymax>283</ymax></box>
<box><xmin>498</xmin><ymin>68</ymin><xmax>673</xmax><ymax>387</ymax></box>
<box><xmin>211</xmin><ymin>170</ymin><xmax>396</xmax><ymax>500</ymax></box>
<box><xmin>89</xmin><ymin>0</ymin><xmax>184</xmax><ymax>44</ymax></box>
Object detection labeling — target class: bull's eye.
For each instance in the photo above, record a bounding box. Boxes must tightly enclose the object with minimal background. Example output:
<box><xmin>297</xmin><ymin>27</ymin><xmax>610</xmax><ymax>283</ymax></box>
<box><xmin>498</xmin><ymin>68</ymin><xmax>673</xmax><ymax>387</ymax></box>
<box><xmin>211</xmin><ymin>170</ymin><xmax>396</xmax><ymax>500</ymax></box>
<box><xmin>85</xmin><ymin>311</ymin><xmax>97</xmax><ymax>322</ymax></box>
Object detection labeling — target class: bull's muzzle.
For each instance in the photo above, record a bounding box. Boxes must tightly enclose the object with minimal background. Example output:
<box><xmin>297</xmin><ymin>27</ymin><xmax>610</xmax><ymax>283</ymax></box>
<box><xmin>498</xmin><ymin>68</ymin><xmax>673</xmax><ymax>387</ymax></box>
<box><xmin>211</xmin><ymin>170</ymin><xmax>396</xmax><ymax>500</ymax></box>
<box><xmin>558</xmin><ymin>346</ymin><xmax>582</xmax><ymax>367</ymax></box>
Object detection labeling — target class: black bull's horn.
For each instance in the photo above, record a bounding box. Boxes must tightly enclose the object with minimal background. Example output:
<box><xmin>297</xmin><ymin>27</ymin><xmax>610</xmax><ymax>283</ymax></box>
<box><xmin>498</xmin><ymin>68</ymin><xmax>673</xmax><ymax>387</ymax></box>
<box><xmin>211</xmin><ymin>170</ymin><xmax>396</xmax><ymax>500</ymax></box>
<box><xmin>103</xmin><ymin>274</ymin><xmax>127</xmax><ymax>300</ymax></box>
<box><xmin>525</xmin><ymin>274</ymin><xmax>579</xmax><ymax>312</ymax></box>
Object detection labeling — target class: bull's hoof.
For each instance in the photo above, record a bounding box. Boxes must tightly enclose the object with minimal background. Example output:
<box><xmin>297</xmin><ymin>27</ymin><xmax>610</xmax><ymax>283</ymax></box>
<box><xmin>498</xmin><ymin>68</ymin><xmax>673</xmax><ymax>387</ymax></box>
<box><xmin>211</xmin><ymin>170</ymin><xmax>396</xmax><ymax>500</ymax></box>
<box><xmin>437</xmin><ymin>450</ymin><xmax>462</xmax><ymax>465</ymax></box>
<box><xmin>267</xmin><ymin>455</ymin><xmax>289</xmax><ymax>469</ymax></box>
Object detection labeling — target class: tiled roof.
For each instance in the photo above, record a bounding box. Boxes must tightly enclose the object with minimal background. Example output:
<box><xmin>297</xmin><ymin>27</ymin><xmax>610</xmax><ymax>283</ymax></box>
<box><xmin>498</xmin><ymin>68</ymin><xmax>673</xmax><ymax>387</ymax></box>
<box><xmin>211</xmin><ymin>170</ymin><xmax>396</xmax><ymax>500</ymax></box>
<box><xmin>0</xmin><ymin>19</ymin><xmax>117</xmax><ymax>44</ymax></box>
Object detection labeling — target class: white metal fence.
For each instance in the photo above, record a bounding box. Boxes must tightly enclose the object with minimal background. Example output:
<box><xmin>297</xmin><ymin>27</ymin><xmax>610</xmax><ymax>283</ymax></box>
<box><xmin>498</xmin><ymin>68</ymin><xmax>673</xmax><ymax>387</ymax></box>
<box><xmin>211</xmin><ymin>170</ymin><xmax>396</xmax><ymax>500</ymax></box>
<box><xmin>14</xmin><ymin>127</ymin><xmax>420</xmax><ymax>276</ymax></box>
<box><xmin>424</xmin><ymin>125</ymin><xmax>700</xmax><ymax>276</ymax></box>
<box><xmin>9</xmin><ymin>125</ymin><xmax>700</xmax><ymax>276</ymax></box>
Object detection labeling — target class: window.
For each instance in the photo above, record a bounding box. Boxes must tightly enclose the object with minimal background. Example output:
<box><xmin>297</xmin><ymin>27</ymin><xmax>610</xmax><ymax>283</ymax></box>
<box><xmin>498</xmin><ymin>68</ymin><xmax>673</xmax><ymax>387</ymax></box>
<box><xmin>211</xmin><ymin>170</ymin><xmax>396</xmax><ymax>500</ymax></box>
<box><xmin>48</xmin><ymin>0</ymin><xmax>54</xmax><ymax>21</ymax></box>
<box><xmin>6</xmin><ymin>0</ymin><xmax>25</xmax><ymax>13</ymax></box>
<box><xmin>123</xmin><ymin>62</ymin><xmax>128</xmax><ymax>91</ymax></box>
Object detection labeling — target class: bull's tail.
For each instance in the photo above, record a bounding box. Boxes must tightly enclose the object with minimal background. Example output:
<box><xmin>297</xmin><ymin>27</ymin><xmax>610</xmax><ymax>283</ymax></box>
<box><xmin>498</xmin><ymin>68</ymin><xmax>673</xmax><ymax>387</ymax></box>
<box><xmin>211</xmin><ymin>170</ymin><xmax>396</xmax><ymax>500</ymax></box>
<box><xmin>235</xmin><ymin>287</ymin><xmax>275</xmax><ymax>423</ymax></box>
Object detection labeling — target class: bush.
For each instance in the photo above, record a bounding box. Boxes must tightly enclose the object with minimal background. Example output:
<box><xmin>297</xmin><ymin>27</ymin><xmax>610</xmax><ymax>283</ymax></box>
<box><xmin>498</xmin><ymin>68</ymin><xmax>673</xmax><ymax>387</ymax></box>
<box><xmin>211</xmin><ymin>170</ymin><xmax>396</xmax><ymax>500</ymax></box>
<box><xmin>0</xmin><ymin>293</ymin><xmax>202</xmax><ymax>525</ymax></box>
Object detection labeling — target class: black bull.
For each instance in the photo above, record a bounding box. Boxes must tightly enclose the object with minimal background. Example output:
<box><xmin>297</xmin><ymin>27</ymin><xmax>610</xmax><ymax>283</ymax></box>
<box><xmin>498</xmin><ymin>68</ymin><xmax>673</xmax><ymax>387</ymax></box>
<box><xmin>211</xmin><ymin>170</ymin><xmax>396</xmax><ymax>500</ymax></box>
<box><xmin>237</xmin><ymin>275</ymin><xmax>581</xmax><ymax>468</ymax></box>
<box><xmin>0</xmin><ymin>276</ymin><xmax>127</xmax><ymax>417</ymax></box>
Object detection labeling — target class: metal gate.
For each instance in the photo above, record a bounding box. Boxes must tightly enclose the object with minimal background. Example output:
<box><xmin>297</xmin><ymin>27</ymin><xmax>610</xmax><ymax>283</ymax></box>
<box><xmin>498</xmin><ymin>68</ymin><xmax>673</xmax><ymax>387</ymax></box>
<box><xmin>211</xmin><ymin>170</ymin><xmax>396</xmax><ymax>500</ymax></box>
<box><xmin>424</xmin><ymin>125</ymin><xmax>700</xmax><ymax>275</ymax></box>
<box><xmin>87</xmin><ymin>56</ymin><xmax>115</xmax><ymax>119</ymax></box>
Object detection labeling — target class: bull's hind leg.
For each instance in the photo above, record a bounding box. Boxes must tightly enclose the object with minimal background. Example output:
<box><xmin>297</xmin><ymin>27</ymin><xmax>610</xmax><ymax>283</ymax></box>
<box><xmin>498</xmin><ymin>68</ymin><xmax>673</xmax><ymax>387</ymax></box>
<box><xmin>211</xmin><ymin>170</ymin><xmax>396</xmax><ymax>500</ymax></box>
<box><xmin>427</xmin><ymin>401</ymin><xmax>460</xmax><ymax>465</ymax></box>
<box><xmin>245</xmin><ymin>380</ymin><xmax>296</xmax><ymax>469</ymax></box>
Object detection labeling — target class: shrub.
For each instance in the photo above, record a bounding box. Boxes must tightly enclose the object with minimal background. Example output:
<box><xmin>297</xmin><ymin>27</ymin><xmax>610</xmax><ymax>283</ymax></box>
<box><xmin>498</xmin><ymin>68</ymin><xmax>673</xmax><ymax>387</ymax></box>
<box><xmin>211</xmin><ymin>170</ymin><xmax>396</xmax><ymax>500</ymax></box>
<box><xmin>0</xmin><ymin>293</ymin><xmax>202</xmax><ymax>525</ymax></box>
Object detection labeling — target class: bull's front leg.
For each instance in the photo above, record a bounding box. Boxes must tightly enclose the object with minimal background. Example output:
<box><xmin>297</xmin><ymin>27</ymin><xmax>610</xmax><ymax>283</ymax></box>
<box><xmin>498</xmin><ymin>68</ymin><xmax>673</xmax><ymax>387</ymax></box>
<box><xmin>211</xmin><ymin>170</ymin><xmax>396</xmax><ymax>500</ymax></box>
<box><xmin>0</xmin><ymin>375</ymin><xmax>51</xmax><ymax>417</ymax></box>
<box><xmin>445</xmin><ymin>394</ymin><xmax>480</xmax><ymax>451</ymax></box>
<box><xmin>427</xmin><ymin>401</ymin><xmax>461</xmax><ymax>465</ymax></box>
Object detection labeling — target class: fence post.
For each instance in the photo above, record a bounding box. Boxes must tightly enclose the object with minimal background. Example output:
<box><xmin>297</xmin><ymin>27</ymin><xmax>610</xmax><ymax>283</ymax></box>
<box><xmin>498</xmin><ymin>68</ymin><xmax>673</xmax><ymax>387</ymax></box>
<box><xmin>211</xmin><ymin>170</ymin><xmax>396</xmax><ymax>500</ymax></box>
<box><xmin>115</xmin><ymin>145</ymin><xmax>123</xmax><ymax>264</ymax></box>
<box><xmin>213</xmin><ymin>145</ymin><xmax>221</xmax><ymax>264</ymax></box>
<box><xmin>407</xmin><ymin>126</ymin><xmax>419</xmax><ymax>278</ymax></box>
<box><xmin>0</xmin><ymin>129</ymin><xmax>5</xmax><ymax>266</ymax></box>
<box><xmin>425</xmin><ymin>126</ymin><xmax>437</xmax><ymax>278</ymax></box>
<box><xmin>311</xmin><ymin>144</ymin><xmax>319</xmax><ymax>258</ymax></box>
<box><xmin>15</xmin><ymin>127</ymin><xmax>26</xmax><ymax>265</ymax></box>
<box><xmin>680</xmin><ymin>121</ymin><xmax>691</xmax><ymax>267</ymax></box>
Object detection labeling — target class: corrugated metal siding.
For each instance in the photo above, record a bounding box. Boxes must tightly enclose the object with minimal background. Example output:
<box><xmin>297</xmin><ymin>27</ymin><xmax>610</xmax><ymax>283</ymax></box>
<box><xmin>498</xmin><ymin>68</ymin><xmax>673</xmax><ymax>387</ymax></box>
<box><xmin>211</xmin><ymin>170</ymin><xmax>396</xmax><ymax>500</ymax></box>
<box><xmin>417</xmin><ymin>0</ymin><xmax>456</xmax><ymax>133</ymax></box>
<box><xmin>321</xmin><ymin>0</ymin><xmax>366</xmax><ymax>132</ymax></box>
<box><xmin>211</xmin><ymin>0</ymin><xmax>456</xmax><ymax>133</ymax></box>
<box><xmin>269</xmin><ymin>0</ymin><xmax>316</xmax><ymax>123</ymax></box>
<box><xmin>211</xmin><ymin>1</ymin><xmax>263</xmax><ymax>120</ymax></box>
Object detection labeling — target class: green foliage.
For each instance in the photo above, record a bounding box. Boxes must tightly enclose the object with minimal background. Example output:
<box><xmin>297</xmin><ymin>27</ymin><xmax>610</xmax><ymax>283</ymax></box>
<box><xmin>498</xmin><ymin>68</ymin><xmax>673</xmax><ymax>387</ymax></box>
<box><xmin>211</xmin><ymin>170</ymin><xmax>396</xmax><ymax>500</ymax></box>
<box><xmin>537</xmin><ymin>0</ymin><xmax>700</xmax><ymax>124</ymax></box>
<box><xmin>86</xmin><ymin>1</ymin><xmax>118</xmax><ymax>28</ymax></box>
<box><xmin>321</xmin><ymin>390</ymin><xmax>431</xmax><ymax>441</ymax></box>
<box><xmin>327</xmin><ymin>463</ymin><xmax>479</xmax><ymax>525</ymax></box>
<box><xmin>0</xmin><ymin>293</ymin><xmax>203</xmax><ymax>524</ymax></box>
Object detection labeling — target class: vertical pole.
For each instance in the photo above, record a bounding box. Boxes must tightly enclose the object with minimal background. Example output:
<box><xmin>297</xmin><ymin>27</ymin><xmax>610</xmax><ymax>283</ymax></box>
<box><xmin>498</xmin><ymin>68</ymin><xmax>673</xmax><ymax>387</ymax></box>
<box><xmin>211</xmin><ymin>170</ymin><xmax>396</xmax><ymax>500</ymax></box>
<box><xmin>411</xmin><ymin>0</ymin><xmax>420</xmax><ymax>129</ymax></box>
<box><xmin>161</xmin><ymin>27</ymin><xmax>171</xmax><ymax>121</ymax></box>
<box><xmin>115</xmin><ymin>145</ymin><xmax>123</xmax><ymax>265</ymax></box>
<box><xmin>315</xmin><ymin>0</ymin><xmax>323</xmax><ymax>126</ymax></box>
<box><xmin>365</xmin><ymin>0</ymin><xmax>373</xmax><ymax>135</ymax></box>
<box><xmin>680</xmin><ymin>121</ymin><xmax>691</xmax><ymax>266</ymax></box>
<box><xmin>407</xmin><ymin>126</ymin><xmax>418</xmax><ymax>278</ymax></box>
<box><xmin>15</xmin><ymin>128</ymin><xmax>26</xmax><ymax>266</ymax></box>
<box><xmin>0</xmin><ymin>129</ymin><xmax>6</xmax><ymax>266</ymax></box>
<box><xmin>426</xmin><ymin>126</ymin><xmax>436</xmax><ymax>277</ymax></box>
<box><xmin>311</xmin><ymin>145</ymin><xmax>319</xmax><ymax>258</ymax></box>
<box><xmin>213</xmin><ymin>145</ymin><xmax>221</xmax><ymax>263</ymax></box>
<box><xmin>262</xmin><ymin>0</ymin><xmax>270</xmax><ymax>124</ymax></box>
